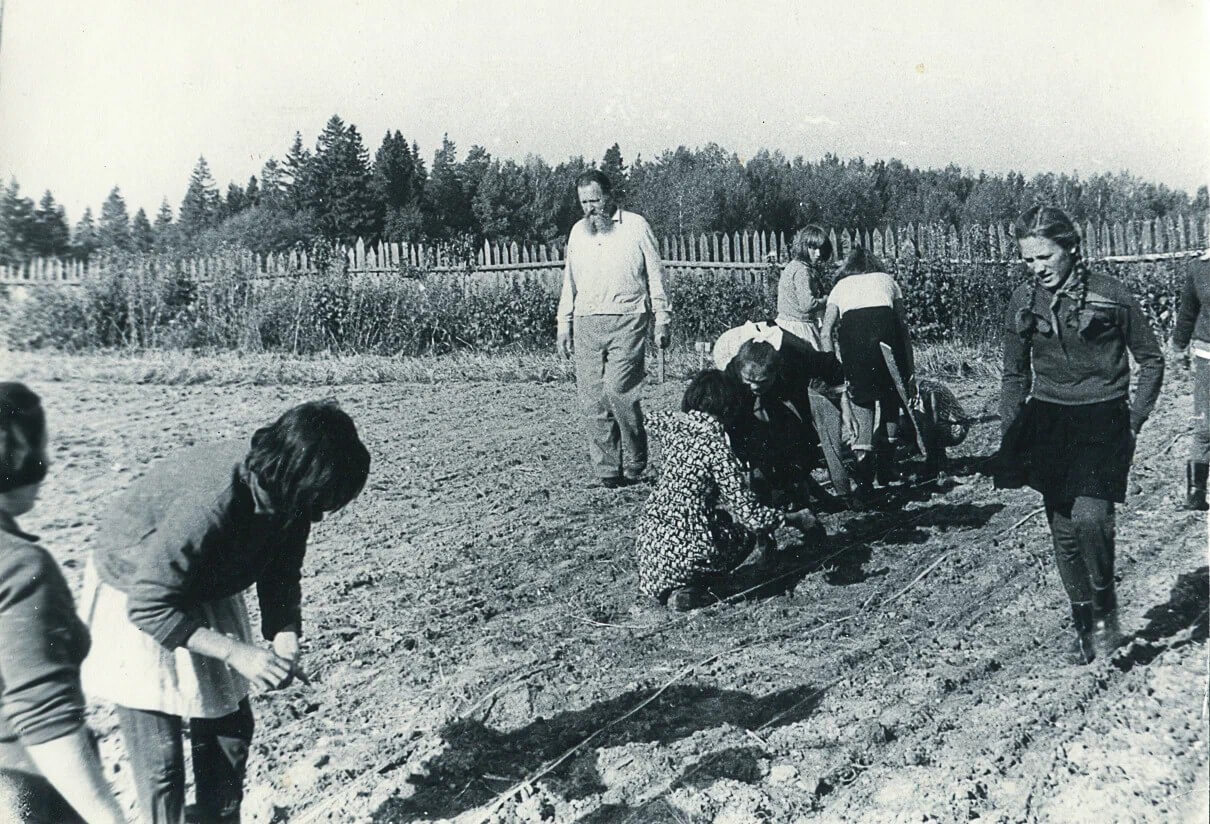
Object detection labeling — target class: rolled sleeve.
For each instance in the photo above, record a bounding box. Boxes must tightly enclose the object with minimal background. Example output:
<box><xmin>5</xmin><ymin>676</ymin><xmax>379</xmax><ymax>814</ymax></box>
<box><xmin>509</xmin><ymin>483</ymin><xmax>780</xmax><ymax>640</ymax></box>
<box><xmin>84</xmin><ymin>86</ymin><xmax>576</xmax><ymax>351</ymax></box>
<box><xmin>0</xmin><ymin>554</ymin><xmax>87</xmax><ymax>745</ymax></box>
<box><xmin>256</xmin><ymin>519</ymin><xmax>310</xmax><ymax>640</ymax></box>
<box><xmin>125</xmin><ymin>495</ymin><xmax>229</xmax><ymax>649</ymax></box>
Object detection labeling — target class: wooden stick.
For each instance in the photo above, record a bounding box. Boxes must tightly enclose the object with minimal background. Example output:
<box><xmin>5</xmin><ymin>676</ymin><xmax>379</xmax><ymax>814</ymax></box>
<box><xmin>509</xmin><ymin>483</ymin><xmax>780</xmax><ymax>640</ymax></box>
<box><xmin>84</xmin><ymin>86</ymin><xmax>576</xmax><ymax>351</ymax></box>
<box><xmin>657</xmin><ymin>346</ymin><xmax>667</xmax><ymax>384</ymax></box>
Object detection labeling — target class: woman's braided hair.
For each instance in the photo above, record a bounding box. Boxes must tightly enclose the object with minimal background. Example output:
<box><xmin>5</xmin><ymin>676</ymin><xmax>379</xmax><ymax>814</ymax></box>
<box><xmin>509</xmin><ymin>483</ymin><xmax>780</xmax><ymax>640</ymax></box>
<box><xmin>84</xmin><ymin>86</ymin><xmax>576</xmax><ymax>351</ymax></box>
<box><xmin>1014</xmin><ymin>204</ymin><xmax>1090</xmax><ymax>323</ymax></box>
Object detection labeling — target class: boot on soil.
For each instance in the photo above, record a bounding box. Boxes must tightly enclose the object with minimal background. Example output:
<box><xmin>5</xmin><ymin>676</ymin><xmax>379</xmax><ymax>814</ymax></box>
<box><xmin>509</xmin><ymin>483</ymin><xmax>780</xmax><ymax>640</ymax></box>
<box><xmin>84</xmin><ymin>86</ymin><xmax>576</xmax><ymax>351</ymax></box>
<box><xmin>1067</xmin><ymin>601</ymin><xmax>1097</xmax><ymax>665</ymax></box>
<box><xmin>874</xmin><ymin>441</ymin><xmax>901</xmax><ymax>487</ymax></box>
<box><xmin>1183</xmin><ymin>462</ymin><xmax>1209</xmax><ymax>511</ymax></box>
<box><xmin>667</xmin><ymin>585</ymin><xmax>719</xmax><ymax>612</ymax></box>
<box><xmin>847</xmin><ymin>451</ymin><xmax>875</xmax><ymax>510</ymax></box>
<box><xmin>1093</xmin><ymin>586</ymin><xmax>1125</xmax><ymax>656</ymax></box>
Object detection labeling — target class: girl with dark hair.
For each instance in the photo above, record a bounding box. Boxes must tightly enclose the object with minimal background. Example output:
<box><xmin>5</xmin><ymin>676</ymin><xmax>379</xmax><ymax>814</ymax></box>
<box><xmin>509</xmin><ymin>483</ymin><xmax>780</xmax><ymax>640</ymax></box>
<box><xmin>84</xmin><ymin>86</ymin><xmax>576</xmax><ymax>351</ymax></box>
<box><xmin>776</xmin><ymin>225</ymin><xmax>833</xmax><ymax>348</ymax></box>
<box><xmin>79</xmin><ymin>400</ymin><xmax>370</xmax><ymax>823</ymax></box>
<box><xmin>0</xmin><ymin>383</ymin><xmax>126</xmax><ymax>824</ymax></box>
<box><xmin>996</xmin><ymin>205</ymin><xmax>1163</xmax><ymax>664</ymax></box>
<box><xmin>635</xmin><ymin>370</ymin><xmax>819</xmax><ymax>610</ymax></box>
<box><xmin>819</xmin><ymin>247</ymin><xmax>915</xmax><ymax>496</ymax></box>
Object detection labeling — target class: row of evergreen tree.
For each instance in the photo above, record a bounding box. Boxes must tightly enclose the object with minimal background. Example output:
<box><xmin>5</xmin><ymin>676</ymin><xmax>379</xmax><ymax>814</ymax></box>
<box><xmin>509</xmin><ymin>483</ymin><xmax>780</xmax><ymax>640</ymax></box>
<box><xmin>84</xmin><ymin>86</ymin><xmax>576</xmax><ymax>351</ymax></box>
<box><xmin>2</xmin><ymin>113</ymin><xmax>1207</xmax><ymax>266</ymax></box>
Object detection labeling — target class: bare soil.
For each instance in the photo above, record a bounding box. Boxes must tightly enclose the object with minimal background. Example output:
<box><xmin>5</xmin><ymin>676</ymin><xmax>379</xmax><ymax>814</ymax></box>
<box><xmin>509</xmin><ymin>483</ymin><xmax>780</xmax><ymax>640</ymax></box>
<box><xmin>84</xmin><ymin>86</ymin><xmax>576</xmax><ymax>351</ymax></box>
<box><xmin>20</xmin><ymin>366</ymin><xmax>1209</xmax><ymax>823</ymax></box>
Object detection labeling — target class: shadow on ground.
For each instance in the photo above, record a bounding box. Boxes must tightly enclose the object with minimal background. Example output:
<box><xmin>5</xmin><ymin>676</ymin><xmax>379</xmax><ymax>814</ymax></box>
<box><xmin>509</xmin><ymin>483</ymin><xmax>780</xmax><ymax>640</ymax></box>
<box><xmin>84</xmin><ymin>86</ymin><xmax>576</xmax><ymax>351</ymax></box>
<box><xmin>1113</xmin><ymin>565</ymin><xmax>1209</xmax><ymax>672</ymax></box>
<box><xmin>370</xmin><ymin>684</ymin><xmax>825</xmax><ymax>822</ymax></box>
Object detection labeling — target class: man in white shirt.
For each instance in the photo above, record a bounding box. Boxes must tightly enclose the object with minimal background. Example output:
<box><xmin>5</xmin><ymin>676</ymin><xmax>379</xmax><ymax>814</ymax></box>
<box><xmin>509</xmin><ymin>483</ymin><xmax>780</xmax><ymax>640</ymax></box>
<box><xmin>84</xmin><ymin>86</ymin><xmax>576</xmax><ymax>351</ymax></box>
<box><xmin>557</xmin><ymin>170</ymin><xmax>671</xmax><ymax>487</ymax></box>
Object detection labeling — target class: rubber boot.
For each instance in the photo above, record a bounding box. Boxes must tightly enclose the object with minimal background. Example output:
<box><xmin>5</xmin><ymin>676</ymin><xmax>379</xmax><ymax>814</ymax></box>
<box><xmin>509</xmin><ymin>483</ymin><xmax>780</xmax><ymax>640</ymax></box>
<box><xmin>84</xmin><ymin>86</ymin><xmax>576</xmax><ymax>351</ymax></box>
<box><xmin>1184</xmin><ymin>462</ymin><xmax>1209</xmax><ymax>511</ymax></box>
<box><xmin>1067</xmin><ymin>601</ymin><xmax>1096</xmax><ymax>665</ymax></box>
<box><xmin>847</xmin><ymin>451</ymin><xmax>875</xmax><ymax>510</ymax></box>
<box><xmin>875</xmin><ymin>439</ymin><xmax>900</xmax><ymax>487</ymax></box>
<box><xmin>1093</xmin><ymin>585</ymin><xmax>1125</xmax><ymax>655</ymax></box>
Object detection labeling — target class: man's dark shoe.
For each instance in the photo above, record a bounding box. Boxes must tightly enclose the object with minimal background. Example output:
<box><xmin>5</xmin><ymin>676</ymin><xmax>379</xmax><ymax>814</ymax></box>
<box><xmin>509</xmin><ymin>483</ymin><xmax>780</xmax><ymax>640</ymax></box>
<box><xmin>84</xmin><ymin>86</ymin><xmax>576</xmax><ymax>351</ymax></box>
<box><xmin>667</xmin><ymin>586</ymin><xmax>718</xmax><ymax>612</ymax></box>
<box><xmin>1067</xmin><ymin>601</ymin><xmax>1097</xmax><ymax>665</ymax></box>
<box><xmin>1183</xmin><ymin>462</ymin><xmax>1209</xmax><ymax>510</ymax></box>
<box><xmin>600</xmin><ymin>476</ymin><xmax>643</xmax><ymax>489</ymax></box>
<box><xmin>1094</xmin><ymin>610</ymin><xmax>1125</xmax><ymax>656</ymax></box>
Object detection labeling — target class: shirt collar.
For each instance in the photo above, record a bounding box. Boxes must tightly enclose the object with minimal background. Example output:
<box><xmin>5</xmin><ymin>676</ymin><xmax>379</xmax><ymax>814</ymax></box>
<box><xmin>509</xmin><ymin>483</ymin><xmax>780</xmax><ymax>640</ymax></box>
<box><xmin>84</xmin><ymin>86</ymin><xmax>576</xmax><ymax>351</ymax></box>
<box><xmin>239</xmin><ymin>462</ymin><xmax>280</xmax><ymax>516</ymax></box>
<box><xmin>610</xmin><ymin>207</ymin><xmax>622</xmax><ymax>224</ymax></box>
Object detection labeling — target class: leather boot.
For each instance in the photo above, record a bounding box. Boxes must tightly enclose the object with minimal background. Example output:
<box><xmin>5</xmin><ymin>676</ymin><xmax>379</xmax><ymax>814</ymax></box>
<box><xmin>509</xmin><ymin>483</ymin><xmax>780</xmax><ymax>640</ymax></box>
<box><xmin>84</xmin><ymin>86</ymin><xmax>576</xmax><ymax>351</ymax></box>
<box><xmin>1184</xmin><ymin>462</ymin><xmax>1209</xmax><ymax>511</ymax></box>
<box><xmin>875</xmin><ymin>439</ymin><xmax>900</xmax><ymax>486</ymax></box>
<box><xmin>1067</xmin><ymin>601</ymin><xmax>1096</xmax><ymax>665</ymax></box>
<box><xmin>1093</xmin><ymin>585</ymin><xmax>1125</xmax><ymax>655</ymax></box>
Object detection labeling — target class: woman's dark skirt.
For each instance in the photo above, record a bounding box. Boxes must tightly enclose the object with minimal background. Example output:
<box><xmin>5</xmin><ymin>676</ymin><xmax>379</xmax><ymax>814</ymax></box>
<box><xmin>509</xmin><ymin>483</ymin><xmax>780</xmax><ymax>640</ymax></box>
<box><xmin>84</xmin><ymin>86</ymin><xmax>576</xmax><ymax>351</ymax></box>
<box><xmin>837</xmin><ymin>306</ymin><xmax>909</xmax><ymax>406</ymax></box>
<box><xmin>995</xmin><ymin>398</ymin><xmax>1134</xmax><ymax>503</ymax></box>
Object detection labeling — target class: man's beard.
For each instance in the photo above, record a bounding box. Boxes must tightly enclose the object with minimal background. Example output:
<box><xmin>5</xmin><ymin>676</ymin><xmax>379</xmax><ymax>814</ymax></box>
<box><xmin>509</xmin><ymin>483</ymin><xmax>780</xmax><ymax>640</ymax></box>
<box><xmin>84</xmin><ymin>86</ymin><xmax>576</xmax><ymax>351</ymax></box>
<box><xmin>584</xmin><ymin>212</ymin><xmax>615</xmax><ymax>235</ymax></box>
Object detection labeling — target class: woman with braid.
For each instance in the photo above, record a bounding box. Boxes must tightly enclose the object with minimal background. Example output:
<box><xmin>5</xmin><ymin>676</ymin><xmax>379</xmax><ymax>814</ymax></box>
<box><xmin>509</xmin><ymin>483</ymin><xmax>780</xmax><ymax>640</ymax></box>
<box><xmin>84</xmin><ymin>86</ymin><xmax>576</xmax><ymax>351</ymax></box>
<box><xmin>996</xmin><ymin>205</ymin><xmax>1164</xmax><ymax>664</ymax></box>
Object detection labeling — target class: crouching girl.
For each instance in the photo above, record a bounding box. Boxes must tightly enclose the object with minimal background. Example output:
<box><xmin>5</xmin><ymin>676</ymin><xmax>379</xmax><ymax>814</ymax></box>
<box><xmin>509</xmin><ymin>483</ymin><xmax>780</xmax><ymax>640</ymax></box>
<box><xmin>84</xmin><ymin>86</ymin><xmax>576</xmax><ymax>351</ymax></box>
<box><xmin>80</xmin><ymin>400</ymin><xmax>370</xmax><ymax>823</ymax></box>
<box><xmin>636</xmin><ymin>370</ymin><xmax>819</xmax><ymax>611</ymax></box>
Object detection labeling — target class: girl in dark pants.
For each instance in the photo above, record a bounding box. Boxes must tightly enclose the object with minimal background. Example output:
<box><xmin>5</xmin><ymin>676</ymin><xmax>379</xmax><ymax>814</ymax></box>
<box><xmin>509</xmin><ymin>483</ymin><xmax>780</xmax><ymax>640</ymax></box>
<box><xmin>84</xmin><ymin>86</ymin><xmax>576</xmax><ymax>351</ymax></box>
<box><xmin>80</xmin><ymin>401</ymin><xmax>370</xmax><ymax>823</ymax></box>
<box><xmin>819</xmin><ymin>247</ymin><xmax>915</xmax><ymax>497</ymax></box>
<box><xmin>996</xmin><ymin>206</ymin><xmax>1164</xmax><ymax>664</ymax></box>
<box><xmin>1170</xmin><ymin>254</ymin><xmax>1210</xmax><ymax>510</ymax></box>
<box><xmin>0</xmin><ymin>383</ymin><xmax>126</xmax><ymax>824</ymax></box>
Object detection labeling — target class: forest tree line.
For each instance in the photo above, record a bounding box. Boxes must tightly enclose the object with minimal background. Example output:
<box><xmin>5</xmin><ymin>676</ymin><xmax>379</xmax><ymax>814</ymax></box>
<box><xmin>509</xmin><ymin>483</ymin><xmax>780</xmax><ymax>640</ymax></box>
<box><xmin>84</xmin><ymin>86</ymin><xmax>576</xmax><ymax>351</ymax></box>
<box><xmin>2</xmin><ymin>113</ymin><xmax>1207</xmax><ymax>266</ymax></box>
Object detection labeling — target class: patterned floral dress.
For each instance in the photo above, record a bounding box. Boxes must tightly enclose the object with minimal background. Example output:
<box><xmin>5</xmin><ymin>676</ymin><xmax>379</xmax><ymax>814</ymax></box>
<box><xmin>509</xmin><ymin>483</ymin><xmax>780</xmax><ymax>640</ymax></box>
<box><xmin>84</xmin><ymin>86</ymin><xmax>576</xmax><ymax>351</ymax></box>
<box><xmin>636</xmin><ymin>410</ymin><xmax>786</xmax><ymax>600</ymax></box>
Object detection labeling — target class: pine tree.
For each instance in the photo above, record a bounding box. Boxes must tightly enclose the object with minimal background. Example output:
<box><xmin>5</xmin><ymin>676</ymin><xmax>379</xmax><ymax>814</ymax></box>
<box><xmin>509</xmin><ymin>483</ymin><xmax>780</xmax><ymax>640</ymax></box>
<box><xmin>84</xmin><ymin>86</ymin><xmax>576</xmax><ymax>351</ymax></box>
<box><xmin>178</xmin><ymin>156</ymin><xmax>221</xmax><ymax>239</ymax></box>
<box><xmin>30</xmin><ymin>191</ymin><xmax>71</xmax><ymax>258</ymax></box>
<box><xmin>225</xmin><ymin>182</ymin><xmax>247</xmax><ymax>216</ymax></box>
<box><xmin>131</xmin><ymin>208</ymin><xmax>155</xmax><ymax>252</ymax></box>
<box><xmin>310</xmin><ymin>115</ymin><xmax>378</xmax><ymax>242</ymax></box>
<box><xmin>283</xmin><ymin>132</ymin><xmax>314</xmax><ymax>213</ymax></box>
<box><xmin>425</xmin><ymin>134</ymin><xmax>474</xmax><ymax>238</ymax></box>
<box><xmin>153</xmin><ymin>199</ymin><xmax>176</xmax><ymax>251</ymax></box>
<box><xmin>72</xmin><ymin>208</ymin><xmax>100</xmax><ymax>260</ymax></box>
<box><xmin>98</xmin><ymin>186</ymin><xmax>133</xmax><ymax>250</ymax></box>
<box><xmin>245</xmin><ymin>175</ymin><xmax>260</xmax><ymax>207</ymax></box>
<box><xmin>601</xmin><ymin>143</ymin><xmax>627</xmax><ymax>200</ymax></box>
<box><xmin>0</xmin><ymin>179</ymin><xmax>36</xmax><ymax>264</ymax></box>
<box><xmin>259</xmin><ymin>159</ymin><xmax>288</xmax><ymax>210</ymax></box>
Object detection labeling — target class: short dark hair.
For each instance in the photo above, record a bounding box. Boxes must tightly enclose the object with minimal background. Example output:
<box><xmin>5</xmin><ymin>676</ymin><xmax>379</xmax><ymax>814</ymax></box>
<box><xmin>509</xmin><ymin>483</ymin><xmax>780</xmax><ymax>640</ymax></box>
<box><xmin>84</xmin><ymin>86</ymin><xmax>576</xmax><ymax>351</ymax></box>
<box><xmin>682</xmin><ymin>369</ymin><xmax>748</xmax><ymax>428</ymax></box>
<box><xmin>792</xmin><ymin>225</ymin><xmax>833</xmax><ymax>263</ymax></box>
<box><xmin>835</xmin><ymin>246</ymin><xmax>885</xmax><ymax>281</ymax></box>
<box><xmin>246</xmin><ymin>400</ymin><xmax>370</xmax><ymax>520</ymax></box>
<box><xmin>0</xmin><ymin>382</ymin><xmax>48</xmax><ymax>493</ymax></box>
<box><xmin>733</xmin><ymin>339</ymin><xmax>781</xmax><ymax>373</ymax></box>
<box><xmin>574</xmin><ymin>168</ymin><xmax>613</xmax><ymax>195</ymax></box>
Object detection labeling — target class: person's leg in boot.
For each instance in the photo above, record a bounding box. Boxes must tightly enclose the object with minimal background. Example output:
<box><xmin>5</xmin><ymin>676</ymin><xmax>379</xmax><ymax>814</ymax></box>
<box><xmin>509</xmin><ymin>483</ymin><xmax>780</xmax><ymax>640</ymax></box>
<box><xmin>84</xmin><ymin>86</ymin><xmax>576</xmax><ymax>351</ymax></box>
<box><xmin>1046</xmin><ymin>499</ymin><xmax>1097</xmax><ymax>664</ymax></box>
<box><xmin>190</xmin><ymin>699</ymin><xmax>254</xmax><ymax>823</ymax></box>
<box><xmin>1069</xmin><ymin>497</ymin><xmax>1124</xmax><ymax>655</ymax></box>
<box><xmin>116</xmin><ymin>705</ymin><xmax>186</xmax><ymax>824</ymax></box>
<box><xmin>848</xmin><ymin>401</ymin><xmax>877</xmax><ymax>507</ymax></box>
<box><xmin>1185</xmin><ymin>356</ymin><xmax>1210</xmax><ymax>510</ymax></box>
<box><xmin>875</xmin><ymin>405</ymin><xmax>901</xmax><ymax>487</ymax></box>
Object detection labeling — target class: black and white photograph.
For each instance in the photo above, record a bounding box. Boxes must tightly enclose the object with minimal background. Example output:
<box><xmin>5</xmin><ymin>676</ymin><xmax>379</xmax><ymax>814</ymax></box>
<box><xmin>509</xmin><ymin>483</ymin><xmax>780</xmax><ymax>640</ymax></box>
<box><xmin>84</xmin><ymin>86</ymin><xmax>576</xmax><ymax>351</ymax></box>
<box><xmin>0</xmin><ymin>1</ymin><xmax>1207</xmax><ymax>821</ymax></box>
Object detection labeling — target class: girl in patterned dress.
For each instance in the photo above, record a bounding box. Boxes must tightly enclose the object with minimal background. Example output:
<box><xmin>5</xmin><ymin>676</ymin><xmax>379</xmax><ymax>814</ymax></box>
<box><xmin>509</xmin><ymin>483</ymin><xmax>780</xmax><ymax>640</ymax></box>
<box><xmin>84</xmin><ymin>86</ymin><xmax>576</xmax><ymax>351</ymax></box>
<box><xmin>636</xmin><ymin>370</ymin><xmax>820</xmax><ymax>611</ymax></box>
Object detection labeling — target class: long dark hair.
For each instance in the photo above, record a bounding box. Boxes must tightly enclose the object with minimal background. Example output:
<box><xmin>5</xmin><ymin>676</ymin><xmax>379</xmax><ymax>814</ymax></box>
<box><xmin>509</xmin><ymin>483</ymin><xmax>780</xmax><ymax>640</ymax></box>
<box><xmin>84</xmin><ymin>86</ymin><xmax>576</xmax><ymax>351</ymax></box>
<box><xmin>246</xmin><ymin>400</ymin><xmax>370</xmax><ymax>520</ymax></box>
<box><xmin>0</xmin><ymin>382</ymin><xmax>48</xmax><ymax>493</ymax></box>
<box><xmin>834</xmin><ymin>246</ymin><xmax>885</xmax><ymax>282</ymax></box>
<box><xmin>682</xmin><ymin>369</ymin><xmax>748</xmax><ymax>429</ymax></box>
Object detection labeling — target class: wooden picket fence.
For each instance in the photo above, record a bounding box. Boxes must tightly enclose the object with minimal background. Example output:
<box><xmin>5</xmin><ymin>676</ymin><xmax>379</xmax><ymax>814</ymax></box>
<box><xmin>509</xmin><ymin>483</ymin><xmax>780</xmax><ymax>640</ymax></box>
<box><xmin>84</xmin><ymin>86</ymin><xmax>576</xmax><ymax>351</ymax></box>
<box><xmin>3</xmin><ymin>214</ymin><xmax>1208</xmax><ymax>286</ymax></box>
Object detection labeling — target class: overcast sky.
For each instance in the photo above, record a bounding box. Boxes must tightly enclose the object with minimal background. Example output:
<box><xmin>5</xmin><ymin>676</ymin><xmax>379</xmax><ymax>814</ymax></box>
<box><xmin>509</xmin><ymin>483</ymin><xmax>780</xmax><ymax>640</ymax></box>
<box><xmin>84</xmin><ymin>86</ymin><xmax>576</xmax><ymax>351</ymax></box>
<box><xmin>1</xmin><ymin>0</ymin><xmax>1207</xmax><ymax>221</ymax></box>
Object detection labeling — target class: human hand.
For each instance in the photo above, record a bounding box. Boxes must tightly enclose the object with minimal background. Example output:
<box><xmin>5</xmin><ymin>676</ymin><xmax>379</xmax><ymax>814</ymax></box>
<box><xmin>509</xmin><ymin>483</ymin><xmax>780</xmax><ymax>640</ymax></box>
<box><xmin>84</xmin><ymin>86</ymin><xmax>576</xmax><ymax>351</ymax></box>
<box><xmin>227</xmin><ymin>642</ymin><xmax>294</xmax><ymax>691</ymax></box>
<box><xmin>558</xmin><ymin>329</ymin><xmax>573</xmax><ymax>359</ymax></box>
<box><xmin>655</xmin><ymin>323</ymin><xmax>672</xmax><ymax>350</ymax></box>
